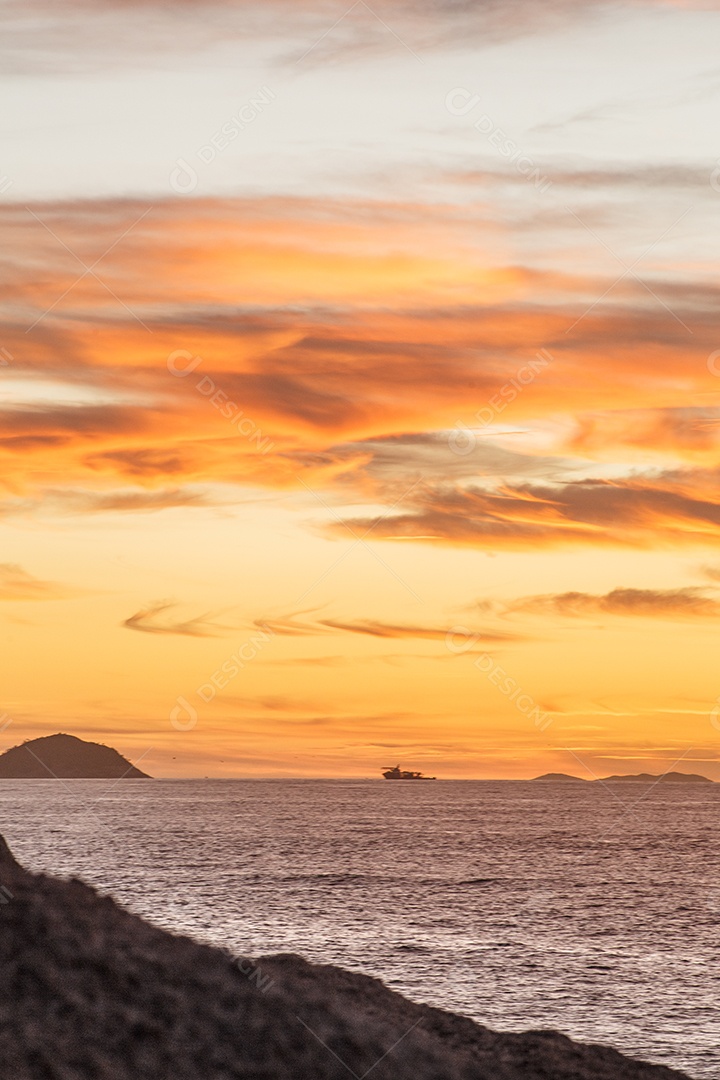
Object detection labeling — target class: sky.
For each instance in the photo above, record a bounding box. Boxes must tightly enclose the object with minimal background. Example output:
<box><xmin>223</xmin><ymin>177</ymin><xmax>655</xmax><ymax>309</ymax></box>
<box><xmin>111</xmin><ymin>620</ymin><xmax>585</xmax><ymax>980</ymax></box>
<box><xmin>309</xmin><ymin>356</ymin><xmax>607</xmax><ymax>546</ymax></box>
<box><xmin>2</xmin><ymin>0</ymin><xmax>720</xmax><ymax>779</ymax></box>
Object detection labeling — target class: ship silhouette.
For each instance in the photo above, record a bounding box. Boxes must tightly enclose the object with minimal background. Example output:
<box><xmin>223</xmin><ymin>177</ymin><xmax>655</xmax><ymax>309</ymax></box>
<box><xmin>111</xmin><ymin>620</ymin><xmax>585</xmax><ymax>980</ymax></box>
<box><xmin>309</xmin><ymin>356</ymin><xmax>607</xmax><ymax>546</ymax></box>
<box><xmin>382</xmin><ymin>764</ymin><xmax>436</xmax><ymax>781</ymax></box>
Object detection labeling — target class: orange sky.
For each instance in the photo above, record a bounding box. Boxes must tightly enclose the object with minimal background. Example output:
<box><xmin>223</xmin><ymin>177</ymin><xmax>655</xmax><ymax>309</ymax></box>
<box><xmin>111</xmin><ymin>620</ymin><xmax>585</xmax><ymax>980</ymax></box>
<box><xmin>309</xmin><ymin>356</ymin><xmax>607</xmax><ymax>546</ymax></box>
<box><xmin>2</xmin><ymin>0</ymin><xmax>720</xmax><ymax>778</ymax></box>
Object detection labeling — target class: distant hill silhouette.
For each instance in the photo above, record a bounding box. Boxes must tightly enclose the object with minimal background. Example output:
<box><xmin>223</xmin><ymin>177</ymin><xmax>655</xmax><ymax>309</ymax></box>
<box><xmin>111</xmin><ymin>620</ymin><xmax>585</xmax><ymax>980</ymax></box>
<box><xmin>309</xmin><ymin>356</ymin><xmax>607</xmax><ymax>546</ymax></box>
<box><xmin>532</xmin><ymin>773</ymin><xmax>588</xmax><ymax>783</ymax></box>
<box><xmin>533</xmin><ymin>771</ymin><xmax>713</xmax><ymax>784</ymax></box>
<box><xmin>601</xmin><ymin>771</ymin><xmax>713</xmax><ymax>784</ymax></box>
<box><xmin>0</xmin><ymin>734</ymin><xmax>150</xmax><ymax>779</ymax></box>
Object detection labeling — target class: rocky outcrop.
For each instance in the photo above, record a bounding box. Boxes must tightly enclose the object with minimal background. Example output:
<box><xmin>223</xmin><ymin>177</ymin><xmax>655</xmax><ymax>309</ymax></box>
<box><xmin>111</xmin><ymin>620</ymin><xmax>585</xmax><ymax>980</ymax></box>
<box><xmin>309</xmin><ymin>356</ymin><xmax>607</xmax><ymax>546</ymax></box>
<box><xmin>0</xmin><ymin>836</ymin><xmax>692</xmax><ymax>1079</ymax></box>
<box><xmin>0</xmin><ymin>733</ymin><xmax>150</xmax><ymax>778</ymax></box>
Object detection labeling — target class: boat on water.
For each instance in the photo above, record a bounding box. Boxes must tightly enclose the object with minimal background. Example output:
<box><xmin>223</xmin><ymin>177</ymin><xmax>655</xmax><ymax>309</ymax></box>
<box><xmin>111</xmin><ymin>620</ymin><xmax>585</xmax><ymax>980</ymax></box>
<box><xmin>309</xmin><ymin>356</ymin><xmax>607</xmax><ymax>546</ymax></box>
<box><xmin>382</xmin><ymin>764</ymin><xmax>436</xmax><ymax>781</ymax></box>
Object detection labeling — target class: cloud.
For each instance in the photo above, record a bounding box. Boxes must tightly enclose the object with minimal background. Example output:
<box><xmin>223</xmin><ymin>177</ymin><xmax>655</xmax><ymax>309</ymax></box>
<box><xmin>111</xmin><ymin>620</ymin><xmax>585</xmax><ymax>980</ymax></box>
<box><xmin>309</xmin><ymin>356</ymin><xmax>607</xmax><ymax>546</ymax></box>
<box><xmin>3</xmin><ymin>194</ymin><xmax>720</xmax><ymax>533</ymax></box>
<box><xmin>446</xmin><ymin>162</ymin><xmax>714</xmax><ymax>192</ymax></box>
<box><xmin>251</xmin><ymin>610</ymin><xmax>336</xmax><ymax>637</ymax></box>
<box><xmin>122</xmin><ymin>602</ymin><xmax>235</xmax><ymax>637</ymax></box>
<box><xmin>566</xmin><ymin>408</ymin><xmax>720</xmax><ymax>460</ymax></box>
<box><xmin>0</xmin><ymin>487</ymin><xmax>217</xmax><ymax>519</ymax></box>
<box><xmin>0</xmin><ymin>404</ymin><xmax>149</xmax><ymax>438</ymax></box>
<box><xmin>0</xmin><ymin>564</ymin><xmax>75</xmax><ymax>601</ymax></box>
<box><xmin>286</xmin><ymin>432</ymin><xmax>579</xmax><ymax>492</ymax></box>
<box><xmin>508</xmin><ymin>586</ymin><xmax>720</xmax><ymax>619</ymax></box>
<box><xmin>256</xmin><ymin>610</ymin><xmax>518</xmax><ymax>642</ymax></box>
<box><xmin>56</xmin><ymin>488</ymin><xmax>214</xmax><ymax>514</ymax></box>
<box><xmin>4</xmin><ymin>0</ymin><xmax>717</xmax><ymax>73</ymax></box>
<box><xmin>262</xmin><ymin>655</ymin><xmax>348</xmax><ymax>667</ymax></box>
<box><xmin>327</xmin><ymin>468</ymin><xmax>720</xmax><ymax>549</ymax></box>
<box><xmin>320</xmin><ymin>618</ymin><xmax>515</xmax><ymax>642</ymax></box>
<box><xmin>84</xmin><ymin>448</ymin><xmax>189</xmax><ymax>478</ymax></box>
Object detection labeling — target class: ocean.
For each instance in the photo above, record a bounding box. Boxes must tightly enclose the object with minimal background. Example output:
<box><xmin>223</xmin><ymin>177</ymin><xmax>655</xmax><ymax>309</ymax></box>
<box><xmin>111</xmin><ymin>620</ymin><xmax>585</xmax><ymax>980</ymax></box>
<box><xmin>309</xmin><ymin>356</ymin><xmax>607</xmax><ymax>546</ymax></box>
<box><xmin>1</xmin><ymin>778</ymin><xmax>718</xmax><ymax>1079</ymax></box>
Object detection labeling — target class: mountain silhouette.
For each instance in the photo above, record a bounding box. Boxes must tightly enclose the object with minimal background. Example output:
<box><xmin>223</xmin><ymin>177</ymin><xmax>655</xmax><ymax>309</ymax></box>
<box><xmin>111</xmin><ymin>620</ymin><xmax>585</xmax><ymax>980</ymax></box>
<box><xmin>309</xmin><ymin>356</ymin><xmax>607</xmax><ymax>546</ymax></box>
<box><xmin>600</xmin><ymin>771</ymin><xmax>713</xmax><ymax>784</ymax></box>
<box><xmin>533</xmin><ymin>771</ymin><xmax>713</xmax><ymax>784</ymax></box>
<box><xmin>0</xmin><ymin>734</ymin><xmax>150</xmax><ymax>779</ymax></box>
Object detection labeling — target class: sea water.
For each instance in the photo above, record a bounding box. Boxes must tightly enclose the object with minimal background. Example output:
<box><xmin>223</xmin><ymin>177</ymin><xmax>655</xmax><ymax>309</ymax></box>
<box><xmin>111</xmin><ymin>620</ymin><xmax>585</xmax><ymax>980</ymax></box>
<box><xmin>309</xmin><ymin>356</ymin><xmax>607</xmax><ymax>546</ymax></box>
<box><xmin>1</xmin><ymin>778</ymin><xmax>718</xmax><ymax>1078</ymax></box>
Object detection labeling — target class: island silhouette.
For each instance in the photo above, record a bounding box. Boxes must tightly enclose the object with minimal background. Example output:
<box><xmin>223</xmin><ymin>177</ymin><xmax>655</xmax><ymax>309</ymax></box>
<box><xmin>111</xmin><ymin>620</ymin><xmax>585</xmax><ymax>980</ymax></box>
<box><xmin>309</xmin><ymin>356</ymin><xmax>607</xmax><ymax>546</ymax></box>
<box><xmin>0</xmin><ymin>734</ymin><xmax>150</xmax><ymax>779</ymax></box>
<box><xmin>533</xmin><ymin>771</ymin><xmax>713</xmax><ymax>784</ymax></box>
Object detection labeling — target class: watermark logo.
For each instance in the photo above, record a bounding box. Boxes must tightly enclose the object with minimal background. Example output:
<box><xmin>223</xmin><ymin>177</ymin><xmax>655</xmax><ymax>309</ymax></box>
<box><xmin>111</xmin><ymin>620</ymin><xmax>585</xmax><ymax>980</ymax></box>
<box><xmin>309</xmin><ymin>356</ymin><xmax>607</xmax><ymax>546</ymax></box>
<box><xmin>448</xmin><ymin>349</ymin><xmax>552</xmax><ymax>455</ymax></box>
<box><xmin>446</xmin><ymin>423</ymin><xmax>477</xmax><ymax>458</ymax></box>
<box><xmin>474</xmin><ymin>653</ymin><xmax>553</xmax><ymax>732</ymax></box>
<box><xmin>167</xmin><ymin>350</ymin><xmax>275</xmax><ymax>453</ymax></box>
<box><xmin>170</xmin><ymin>626</ymin><xmax>275</xmax><ymax>729</ymax></box>
<box><xmin>169</xmin><ymin>159</ymin><xmax>199</xmax><ymax>195</ymax></box>
<box><xmin>196</xmin><ymin>626</ymin><xmax>275</xmax><ymax>703</ymax></box>
<box><xmin>170</xmin><ymin>88</ymin><xmax>276</xmax><ymax>195</ymax></box>
<box><xmin>711</xmin><ymin>160</ymin><xmax>720</xmax><ymax>194</ymax></box>
<box><xmin>445</xmin><ymin>88</ymin><xmax>481</xmax><ymax>117</ymax></box>
<box><xmin>0</xmin><ymin>175</ymin><xmax>13</xmax><ymax>197</ymax></box>
<box><xmin>0</xmin><ymin>347</ymin><xmax>12</xmax><ymax>368</ymax></box>
<box><xmin>170</xmin><ymin>696</ymin><xmax>199</xmax><ymax>733</ymax></box>
<box><xmin>445</xmin><ymin>626</ymin><xmax>481</xmax><ymax>653</ymax></box>
<box><xmin>710</xmin><ymin>696</ymin><xmax>720</xmax><ymax>733</ymax></box>
<box><xmin>167</xmin><ymin>349</ymin><xmax>204</xmax><ymax>378</ymax></box>
<box><xmin>445</xmin><ymin>88</ymin><xmax>552</xmax><ymax>192</ymax></box>
<box><xmin>707</xmin><ymin>350</ymin><xmax>720</xmax><ymax>377</ymax></box>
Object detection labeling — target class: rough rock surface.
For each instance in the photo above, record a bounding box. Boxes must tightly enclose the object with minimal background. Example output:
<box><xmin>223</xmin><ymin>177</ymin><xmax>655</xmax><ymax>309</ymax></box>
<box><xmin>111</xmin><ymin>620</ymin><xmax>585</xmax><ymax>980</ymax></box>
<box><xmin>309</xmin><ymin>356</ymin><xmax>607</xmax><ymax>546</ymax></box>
<box><xmin>0</xmin><ymin>733</ymin><xmax>150</xmax><ymax>778</ymax></box>
<box><xmin>0</xmin><ymin>836</ymin><xmax>692</xmax><ymax>1080</ymax></box>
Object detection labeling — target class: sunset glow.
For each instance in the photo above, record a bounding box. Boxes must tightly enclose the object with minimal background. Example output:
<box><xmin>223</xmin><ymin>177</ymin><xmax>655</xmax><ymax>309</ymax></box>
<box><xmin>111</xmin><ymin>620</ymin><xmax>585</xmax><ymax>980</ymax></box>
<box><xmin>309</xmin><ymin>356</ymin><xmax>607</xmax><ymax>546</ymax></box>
<box><xmin>2</xmin><ymin>0</ymin><xmax>720</xmax><ymax>779</ymax></box>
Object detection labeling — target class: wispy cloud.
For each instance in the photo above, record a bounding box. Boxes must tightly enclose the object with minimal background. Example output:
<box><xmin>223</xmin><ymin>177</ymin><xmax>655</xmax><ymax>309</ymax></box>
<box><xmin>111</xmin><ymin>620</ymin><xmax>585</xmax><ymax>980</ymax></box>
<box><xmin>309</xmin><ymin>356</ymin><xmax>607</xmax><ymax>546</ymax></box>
<box><xmin>320</xmin><ymin>618</ymin><xmax>515</xmax><ymax>641</ymax></box>
<box><xmin>256</xmin><ymin>610</ymin><xmax>518</xmax><ymax>641</ymax></box>
<box><xmin>123</xmin><ymin>602</ymin><xmax>236</xmax><ymax>637</ymax></box>
<box><xmin>0</xmin><ymin>564</ymin><xmax>76</xmax><ymax>601</ymax></box>
<box><xmin>5</xmin><ymin>0</ymin><xmax>715</xmax><ymax>74</ymax></box>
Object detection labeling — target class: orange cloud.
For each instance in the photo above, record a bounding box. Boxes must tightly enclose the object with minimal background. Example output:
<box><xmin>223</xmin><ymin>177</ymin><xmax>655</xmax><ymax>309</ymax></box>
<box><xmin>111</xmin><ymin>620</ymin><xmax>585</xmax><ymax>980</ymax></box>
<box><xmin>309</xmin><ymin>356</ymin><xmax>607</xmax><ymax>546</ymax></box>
<box><xmin>567</xmin><ymin>408</ymin><xmax>720</xmax><ymax>462</ymax></box>
<box><xmin>2</xmin><ymin>194</ymin><xmax>718</xmax><ymax>556</ymax></box>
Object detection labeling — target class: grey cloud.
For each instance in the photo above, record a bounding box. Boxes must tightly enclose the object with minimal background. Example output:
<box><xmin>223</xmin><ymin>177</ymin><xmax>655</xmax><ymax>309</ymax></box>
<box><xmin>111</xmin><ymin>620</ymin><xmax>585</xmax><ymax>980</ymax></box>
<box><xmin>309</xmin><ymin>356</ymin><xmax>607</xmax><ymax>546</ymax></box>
<box><xmin>507</xmin><ymin>586</ymin><xmax>720</xmax><ymax>620</ymax></box>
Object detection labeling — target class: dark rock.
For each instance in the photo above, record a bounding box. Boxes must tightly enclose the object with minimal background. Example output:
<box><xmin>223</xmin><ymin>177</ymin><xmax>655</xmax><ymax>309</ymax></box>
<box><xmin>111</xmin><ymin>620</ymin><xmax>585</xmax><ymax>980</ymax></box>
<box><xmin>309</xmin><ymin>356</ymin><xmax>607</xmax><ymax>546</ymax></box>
<box><xmin>0</xmin><ymin>836</ymin><xmax>692</xmax><ymax>1080</ymax></box>
<box><xmin>0</xmin><ymin>834</ymin><xmax>18</xmax><ymax>867</ymax></box>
